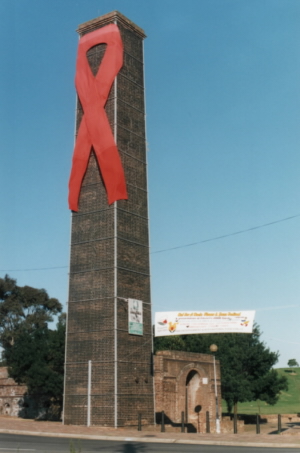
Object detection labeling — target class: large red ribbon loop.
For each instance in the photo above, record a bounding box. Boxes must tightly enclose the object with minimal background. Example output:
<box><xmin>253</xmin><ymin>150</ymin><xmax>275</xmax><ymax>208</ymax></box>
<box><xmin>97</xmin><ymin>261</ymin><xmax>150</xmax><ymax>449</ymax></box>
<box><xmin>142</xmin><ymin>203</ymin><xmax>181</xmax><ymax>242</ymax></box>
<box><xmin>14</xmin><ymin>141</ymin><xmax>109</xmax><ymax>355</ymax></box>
<box><xmin>68</xmin><ymin>24</ymin><xmax>128</xmax><ymax>211</ymax></box>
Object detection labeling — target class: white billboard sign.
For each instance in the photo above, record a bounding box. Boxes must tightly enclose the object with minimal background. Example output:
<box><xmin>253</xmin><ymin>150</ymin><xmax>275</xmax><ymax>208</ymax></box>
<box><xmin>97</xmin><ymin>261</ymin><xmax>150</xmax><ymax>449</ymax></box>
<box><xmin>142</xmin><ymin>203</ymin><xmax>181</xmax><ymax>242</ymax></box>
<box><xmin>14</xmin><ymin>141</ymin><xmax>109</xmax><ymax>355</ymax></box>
<box><xmin>155</xmin><ymin>310</ymin><xmax>255</xmax><ymax>337</ymax></box>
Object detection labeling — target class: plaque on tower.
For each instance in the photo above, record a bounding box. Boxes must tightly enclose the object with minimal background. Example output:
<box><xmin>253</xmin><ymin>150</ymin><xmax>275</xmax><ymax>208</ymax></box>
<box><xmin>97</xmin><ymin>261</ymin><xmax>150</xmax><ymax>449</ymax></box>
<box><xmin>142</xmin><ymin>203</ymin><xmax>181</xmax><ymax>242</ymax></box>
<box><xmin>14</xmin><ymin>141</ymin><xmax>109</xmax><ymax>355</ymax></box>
<box><xmin>128</xmin><ymin>299</ymin><xmax>143</xmax><ymax>336</ymax></box>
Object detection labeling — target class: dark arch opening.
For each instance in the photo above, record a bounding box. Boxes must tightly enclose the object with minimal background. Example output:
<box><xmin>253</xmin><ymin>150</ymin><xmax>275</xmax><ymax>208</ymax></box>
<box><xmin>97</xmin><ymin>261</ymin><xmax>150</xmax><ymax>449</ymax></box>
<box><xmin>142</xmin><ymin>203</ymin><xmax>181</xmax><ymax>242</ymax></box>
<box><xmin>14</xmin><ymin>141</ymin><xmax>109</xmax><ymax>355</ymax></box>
<box><xmin>186</xmin><ymin>369</ymin><xmax>198</xmax><ymax>386</ymax></box>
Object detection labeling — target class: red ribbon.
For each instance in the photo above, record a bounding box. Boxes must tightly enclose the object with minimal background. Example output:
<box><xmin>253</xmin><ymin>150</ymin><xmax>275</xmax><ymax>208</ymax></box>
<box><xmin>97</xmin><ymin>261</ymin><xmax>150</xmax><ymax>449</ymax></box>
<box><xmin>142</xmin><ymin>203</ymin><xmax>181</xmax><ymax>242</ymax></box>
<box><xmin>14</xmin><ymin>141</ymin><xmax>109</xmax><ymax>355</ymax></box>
<box><xmin>68</xmin><ymin>24</ymin><xmax>128</xmax><ymax>211</ymax></box>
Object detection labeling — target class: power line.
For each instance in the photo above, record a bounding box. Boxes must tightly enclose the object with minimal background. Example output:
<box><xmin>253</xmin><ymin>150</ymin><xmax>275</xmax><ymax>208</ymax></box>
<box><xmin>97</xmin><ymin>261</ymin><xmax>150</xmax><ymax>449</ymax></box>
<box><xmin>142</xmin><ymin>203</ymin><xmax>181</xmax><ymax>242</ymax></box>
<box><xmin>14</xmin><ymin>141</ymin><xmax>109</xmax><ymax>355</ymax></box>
<box><xmin>0</xmin><ymin>266</ymin><xmax>68</xmax><ymax>272</ymax></box>
<box><xmin>1</xmin><ymin>213</ymin><xmax>299</xmax><ymax>272</ymax></box>
<box><xmin>152</xmin><ymin>213</ymin><xmax>300</xmax><ymax>254</ymax></box>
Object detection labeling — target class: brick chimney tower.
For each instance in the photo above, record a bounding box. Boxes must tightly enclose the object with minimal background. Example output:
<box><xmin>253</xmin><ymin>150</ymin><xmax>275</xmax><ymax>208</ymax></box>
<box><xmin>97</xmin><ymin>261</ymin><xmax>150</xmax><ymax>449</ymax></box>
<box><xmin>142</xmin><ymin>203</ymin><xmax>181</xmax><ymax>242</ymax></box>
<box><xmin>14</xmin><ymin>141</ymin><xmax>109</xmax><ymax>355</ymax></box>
<box><xmin>63</xmin><ymin>11</ymin><xmax>154</xmax><ymax>427</ymax></box>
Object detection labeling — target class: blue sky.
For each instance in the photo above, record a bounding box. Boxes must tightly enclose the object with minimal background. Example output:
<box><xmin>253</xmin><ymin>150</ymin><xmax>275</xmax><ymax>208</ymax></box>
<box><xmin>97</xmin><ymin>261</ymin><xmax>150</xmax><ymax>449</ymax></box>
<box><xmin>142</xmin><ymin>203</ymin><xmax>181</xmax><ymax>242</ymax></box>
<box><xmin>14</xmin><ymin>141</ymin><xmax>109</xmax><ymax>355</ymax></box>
<box><xmin>1</xmin><ymin>0</ymin><xmax>299</xmax><ymax>368</ymax></box>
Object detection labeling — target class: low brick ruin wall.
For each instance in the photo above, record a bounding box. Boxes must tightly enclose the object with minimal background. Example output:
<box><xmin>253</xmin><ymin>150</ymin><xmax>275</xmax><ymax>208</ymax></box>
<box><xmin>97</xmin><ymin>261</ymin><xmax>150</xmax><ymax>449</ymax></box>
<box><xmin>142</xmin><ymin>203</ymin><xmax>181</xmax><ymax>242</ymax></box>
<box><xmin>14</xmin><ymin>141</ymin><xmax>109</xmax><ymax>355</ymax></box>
<box><xmin>0</xmin><ymin>367</ymin><xmax>61</xmax><ymax>420</ymax></box>
<box><xmin>0</xmin><ymin>367</ymin><xmax>27</xmax><ymax>417</ymax></box>
<box><xmin>154</xmin><ymin>350</ymin><xmax>221</xmax><ymax>433</ymax></box>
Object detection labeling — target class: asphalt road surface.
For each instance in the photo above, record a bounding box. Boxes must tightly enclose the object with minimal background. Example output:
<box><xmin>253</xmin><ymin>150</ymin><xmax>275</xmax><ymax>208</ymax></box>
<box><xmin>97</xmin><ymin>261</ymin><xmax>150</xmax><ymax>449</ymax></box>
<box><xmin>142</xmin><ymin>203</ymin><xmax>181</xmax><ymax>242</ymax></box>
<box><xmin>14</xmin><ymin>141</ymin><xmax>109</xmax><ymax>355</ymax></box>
<box><xmin>0</xmin><ymin>433</ymin><xmax>299</xmax><ymax>453</ymax></box>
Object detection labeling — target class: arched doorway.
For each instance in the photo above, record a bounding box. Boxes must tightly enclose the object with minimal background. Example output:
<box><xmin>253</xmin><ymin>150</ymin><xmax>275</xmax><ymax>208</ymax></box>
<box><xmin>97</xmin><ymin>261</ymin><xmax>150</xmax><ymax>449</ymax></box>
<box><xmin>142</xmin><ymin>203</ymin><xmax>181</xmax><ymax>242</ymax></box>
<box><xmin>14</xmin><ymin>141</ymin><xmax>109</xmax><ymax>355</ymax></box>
<box><xmin>185</xmin><ymin>370</ymin><xmax>201</xmax><ymax>425</ymax></box>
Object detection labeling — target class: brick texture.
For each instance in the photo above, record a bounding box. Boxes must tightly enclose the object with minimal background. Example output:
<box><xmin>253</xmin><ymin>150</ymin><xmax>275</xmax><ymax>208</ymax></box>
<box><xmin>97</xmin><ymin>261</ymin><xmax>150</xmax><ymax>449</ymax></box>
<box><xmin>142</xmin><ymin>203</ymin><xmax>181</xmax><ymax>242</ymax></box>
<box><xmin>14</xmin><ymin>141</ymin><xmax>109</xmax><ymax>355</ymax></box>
<box><xmin>64</xmin><ymin>11</ymin><xmax>154</xmax><ymax>427</ymax></box>
<box><xmin>154</xmin><ymin>351</ymin><xmax>221</xmax><ymax>433</ymax></box>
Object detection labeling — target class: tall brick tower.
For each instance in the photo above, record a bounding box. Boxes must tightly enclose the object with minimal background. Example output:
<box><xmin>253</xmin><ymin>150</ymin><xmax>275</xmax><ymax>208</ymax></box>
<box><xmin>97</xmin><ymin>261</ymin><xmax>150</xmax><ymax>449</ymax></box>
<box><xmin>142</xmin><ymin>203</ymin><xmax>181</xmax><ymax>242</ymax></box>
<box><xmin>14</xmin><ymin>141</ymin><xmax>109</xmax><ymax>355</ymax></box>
<box><xmin>63</xmin><ymin>11</ymin><xmax>154</xmax><ymax>427</ymax></box>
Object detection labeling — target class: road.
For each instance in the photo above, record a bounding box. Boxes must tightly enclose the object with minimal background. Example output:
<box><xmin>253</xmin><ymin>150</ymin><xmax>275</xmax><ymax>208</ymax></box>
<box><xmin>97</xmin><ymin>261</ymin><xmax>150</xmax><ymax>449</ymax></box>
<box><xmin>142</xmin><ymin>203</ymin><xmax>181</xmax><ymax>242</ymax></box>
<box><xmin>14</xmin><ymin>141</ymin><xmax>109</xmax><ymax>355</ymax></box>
<box><xmin>0</xmin><ymin>433</ymin><xmax>299</xmax><ymax>453</ymax></box>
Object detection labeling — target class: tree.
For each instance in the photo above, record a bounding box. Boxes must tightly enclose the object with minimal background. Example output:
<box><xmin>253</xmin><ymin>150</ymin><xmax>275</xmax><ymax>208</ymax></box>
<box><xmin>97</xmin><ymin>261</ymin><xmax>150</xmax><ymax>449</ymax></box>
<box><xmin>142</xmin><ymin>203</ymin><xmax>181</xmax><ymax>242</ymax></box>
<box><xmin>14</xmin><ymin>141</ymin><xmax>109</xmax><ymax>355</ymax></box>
<box><xmin>287</xmin><ymin>359</ymin><xmax>299</xmax><ymax>368</ymax></box>
<box><xmin>5</xmin><ymin>314</ymin><xmax>66</xmax><ymax>416</ymax></box>
<box><xmin>0</xmin><ymin>275</ymin><xmax>62</xmax><ymax>349</ymax></box>
<box><xmin>0</xmin><ymin>275</ymin><xmax>65</xmax><ymax>418</ymax></box>
<box><xmin>154</xmin><ymin>324</ymin><xmax>288</xmax><ymax>415</ymax></box>
<box><xmin>152</xmin><ymin>335</ymin><xmax>186</xmax><ymax>351</ymax></box>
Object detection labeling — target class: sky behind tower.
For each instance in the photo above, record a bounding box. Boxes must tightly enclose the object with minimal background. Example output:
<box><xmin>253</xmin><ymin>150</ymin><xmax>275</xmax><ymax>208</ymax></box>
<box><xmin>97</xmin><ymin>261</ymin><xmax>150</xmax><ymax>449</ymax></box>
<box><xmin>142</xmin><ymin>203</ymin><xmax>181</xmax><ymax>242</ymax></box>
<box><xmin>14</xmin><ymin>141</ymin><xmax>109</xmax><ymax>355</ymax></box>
<box><xmin>1</xmin><ymin>0</ymin><xmax>300</xmax><ymax>368</ymax></box>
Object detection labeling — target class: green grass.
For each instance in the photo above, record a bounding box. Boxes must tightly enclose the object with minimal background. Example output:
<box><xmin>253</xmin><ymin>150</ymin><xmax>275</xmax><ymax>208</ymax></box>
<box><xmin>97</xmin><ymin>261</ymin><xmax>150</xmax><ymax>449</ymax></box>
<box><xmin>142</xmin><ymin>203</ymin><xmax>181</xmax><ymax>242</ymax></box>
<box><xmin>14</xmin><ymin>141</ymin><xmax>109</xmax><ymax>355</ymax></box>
<box><xmin>222</xmin><ymin>367</ymin><xmax>300</xmax><ymax>415</ymax></box>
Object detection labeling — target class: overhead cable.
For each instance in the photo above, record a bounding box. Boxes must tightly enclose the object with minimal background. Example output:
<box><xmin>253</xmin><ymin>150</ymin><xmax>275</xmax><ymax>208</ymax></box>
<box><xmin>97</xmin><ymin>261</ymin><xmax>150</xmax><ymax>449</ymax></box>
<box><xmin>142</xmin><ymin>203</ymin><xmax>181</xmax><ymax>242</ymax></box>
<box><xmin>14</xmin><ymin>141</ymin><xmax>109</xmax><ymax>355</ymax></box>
<box><xmin>1</xmin><ymin>213</ymin><xmax>299</xmax><ymax>271</ymax></box>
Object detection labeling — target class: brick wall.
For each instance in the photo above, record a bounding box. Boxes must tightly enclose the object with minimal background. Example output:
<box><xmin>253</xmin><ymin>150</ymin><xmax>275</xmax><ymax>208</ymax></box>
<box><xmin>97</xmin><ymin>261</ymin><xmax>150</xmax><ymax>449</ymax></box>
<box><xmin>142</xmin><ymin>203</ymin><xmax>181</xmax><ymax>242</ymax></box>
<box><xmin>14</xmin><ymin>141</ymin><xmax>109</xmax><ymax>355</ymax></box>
<box><xmin>0</xmin><ymin>367</ymin><xmax>27</xmax><ymax>417</ymax></box>
<box><xmin>0</xmin><ymin>367</ymin><xmax>61</xmax><ymax>420</ymax></box>
<box><xmin>154</xmin><ymin>351</ymin><xmax>221</xmax><ymax>433</ymax></box>
<box><xmin>64</xmin><ymin>11</ymin><xmax>154</xmax><ymax>427</ymax></box>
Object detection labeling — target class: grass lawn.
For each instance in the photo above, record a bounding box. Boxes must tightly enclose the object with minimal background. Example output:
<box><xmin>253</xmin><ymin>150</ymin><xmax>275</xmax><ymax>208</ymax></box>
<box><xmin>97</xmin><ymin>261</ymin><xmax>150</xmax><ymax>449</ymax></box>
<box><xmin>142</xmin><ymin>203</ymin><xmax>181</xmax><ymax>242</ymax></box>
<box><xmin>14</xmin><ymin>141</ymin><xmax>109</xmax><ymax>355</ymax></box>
<box><xmin>221</xmin><ymin>367</ymin><xmax>300</xmax><ymax>415</ymax></box>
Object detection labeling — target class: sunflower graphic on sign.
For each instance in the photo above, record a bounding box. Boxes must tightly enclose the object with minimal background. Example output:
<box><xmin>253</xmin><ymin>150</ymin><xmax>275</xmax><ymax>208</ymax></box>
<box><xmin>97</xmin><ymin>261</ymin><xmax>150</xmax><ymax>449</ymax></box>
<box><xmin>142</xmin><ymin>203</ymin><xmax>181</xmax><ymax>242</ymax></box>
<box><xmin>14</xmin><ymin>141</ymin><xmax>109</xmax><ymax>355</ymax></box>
<box><xmin>168</xmin><ymin>321</ymin><xmax>178</xmax><ymax>333</ymax></box>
